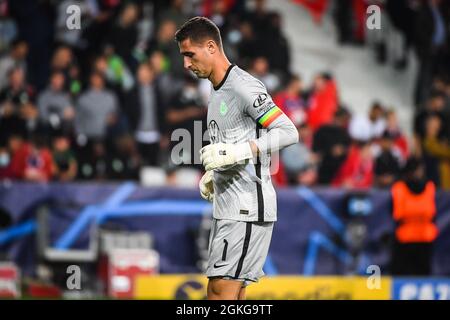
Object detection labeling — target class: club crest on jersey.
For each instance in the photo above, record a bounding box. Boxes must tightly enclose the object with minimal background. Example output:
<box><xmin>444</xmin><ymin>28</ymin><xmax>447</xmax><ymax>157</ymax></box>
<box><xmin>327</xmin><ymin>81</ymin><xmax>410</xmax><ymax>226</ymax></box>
<box><xmin>253</xmin><ymin>93</ymin><xmax>268</xmax><ymax>108</ymax></box>
<box><xmin>220</xmin><ymin>101</ymin><xmax>228</xmax><ymax>115</ymax></box>
<box><xmin>208</xmin><ymin>120</ymin><xmax>219</xmax><ymax>143</ymax></box>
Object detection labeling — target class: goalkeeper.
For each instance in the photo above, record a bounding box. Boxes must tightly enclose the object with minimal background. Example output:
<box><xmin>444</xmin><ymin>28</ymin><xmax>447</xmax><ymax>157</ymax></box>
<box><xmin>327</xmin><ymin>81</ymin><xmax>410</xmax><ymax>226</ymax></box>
<box><xmin>175</xmin><ymin>17</ymin><xmax>298</xmax><ymax>300</ymax></box>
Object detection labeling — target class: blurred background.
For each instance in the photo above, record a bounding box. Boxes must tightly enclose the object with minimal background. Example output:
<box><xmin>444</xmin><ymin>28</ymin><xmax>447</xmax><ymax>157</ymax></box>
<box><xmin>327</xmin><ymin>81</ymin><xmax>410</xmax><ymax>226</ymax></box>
<box><xmin>0</xmin><ymin>0</ymin><xmax>450</xmax><ymax>300</ymax></box>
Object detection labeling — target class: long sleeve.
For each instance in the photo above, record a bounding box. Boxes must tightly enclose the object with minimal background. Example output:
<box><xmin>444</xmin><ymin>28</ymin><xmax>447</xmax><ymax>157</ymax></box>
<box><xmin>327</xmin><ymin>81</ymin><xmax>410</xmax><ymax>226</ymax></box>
<box><xmin>235</xmin><ymin>77</ymin><xmax>299</xmax><ymax>154</ymax></box>
<box><xmin>253</xmin><ymin>111</ymin><xmax>299</xmax><ymax>154</ymax></box>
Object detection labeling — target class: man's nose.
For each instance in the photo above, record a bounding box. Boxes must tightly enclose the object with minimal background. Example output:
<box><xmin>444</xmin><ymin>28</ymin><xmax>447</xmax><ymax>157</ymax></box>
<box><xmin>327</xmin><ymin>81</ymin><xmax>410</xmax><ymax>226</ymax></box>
<box><xmin>184</xmin><ymin>57</ymin><xmax>192</xmax><ymax>69</ymax></box>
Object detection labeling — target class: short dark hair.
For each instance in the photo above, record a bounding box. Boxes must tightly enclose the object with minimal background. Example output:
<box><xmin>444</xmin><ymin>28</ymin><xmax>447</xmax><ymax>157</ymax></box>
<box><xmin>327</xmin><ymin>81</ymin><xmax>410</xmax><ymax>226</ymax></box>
<box><xmin>174</xmin><ymin>16</ymin><xmax>222</xmax><ymax>49</ymax></box>
<box><xmin>429</xmin><ymin>91</ymin><xmax>446</xmax><ymax>100</ymax></box>
<box><xmin>287</xmin><ymin>73</ymin><xmax>301</xmax><ymax>84</ymax></box>
<box><xmin>334</xmin><ymin>106</ymin><xmax>350</xmax><ymax>119</ymax></box>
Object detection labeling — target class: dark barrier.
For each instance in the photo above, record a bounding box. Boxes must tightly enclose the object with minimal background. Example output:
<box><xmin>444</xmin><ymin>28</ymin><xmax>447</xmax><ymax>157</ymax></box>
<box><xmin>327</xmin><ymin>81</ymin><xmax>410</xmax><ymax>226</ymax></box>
<box><xmin>1</xmin><ymin>182</ymin><xmax>450</xmax><ymax>276</ymax></box>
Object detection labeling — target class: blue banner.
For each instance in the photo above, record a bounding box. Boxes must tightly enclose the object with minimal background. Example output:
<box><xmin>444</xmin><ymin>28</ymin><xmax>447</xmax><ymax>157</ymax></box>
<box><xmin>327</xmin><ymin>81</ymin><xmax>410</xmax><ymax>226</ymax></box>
<box><xmin>1</xmin><ymin>182</ymin><xmax>450</xmax><ymax>277</ymax></box>
<box><xmin>393</xmin><ymin>278</ymin><xmax>450</xmax><ymax>300</ymax></box>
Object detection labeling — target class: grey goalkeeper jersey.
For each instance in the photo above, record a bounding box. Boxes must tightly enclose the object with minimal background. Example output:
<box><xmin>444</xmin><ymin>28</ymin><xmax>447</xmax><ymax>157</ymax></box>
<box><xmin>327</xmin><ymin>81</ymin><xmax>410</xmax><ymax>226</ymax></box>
<box><xmin>207</xmin><ymin>64</ymin><xmax>298</xmax><ymax>222</ymax></box>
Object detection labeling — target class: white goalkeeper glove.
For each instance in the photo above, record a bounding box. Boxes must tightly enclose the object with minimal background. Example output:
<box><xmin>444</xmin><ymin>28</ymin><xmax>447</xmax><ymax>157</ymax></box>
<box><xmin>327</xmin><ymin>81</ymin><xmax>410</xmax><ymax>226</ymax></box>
<box><xmin>199</xmin><ymin>170</ymin><xmax>214</xmax><ymax>202</ymax></box>
<box><xmin>200</xmin><ymin>142</ymin><xmax>254</xmax><ymax>171</ymax></box>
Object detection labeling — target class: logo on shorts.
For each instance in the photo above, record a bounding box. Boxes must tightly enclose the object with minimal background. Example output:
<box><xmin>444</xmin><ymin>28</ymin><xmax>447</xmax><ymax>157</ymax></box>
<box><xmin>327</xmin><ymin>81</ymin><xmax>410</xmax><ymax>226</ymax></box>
<box><xmin>213</xmin><ymin>262</ymin><xmax>228</xmax><ymax>268</ymax></box>
<box><xmin>253</xmin><ymin>93</ymin><xmax>268</xmax><ymax>108</ymax></box>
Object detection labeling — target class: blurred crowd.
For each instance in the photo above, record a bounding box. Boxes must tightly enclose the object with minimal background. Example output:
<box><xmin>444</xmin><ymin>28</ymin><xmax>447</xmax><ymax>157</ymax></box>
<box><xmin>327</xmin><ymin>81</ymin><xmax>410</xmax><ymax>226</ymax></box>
<box><xmin>0</xmin><ymin>0</ymin><xmax>449</xmax><ymax>191</ymax></box>
<box><xmin>331</xmin><ymin>0</ymin><xmax>450</xmax><ymax>107</ymax></box>
<box><xmin>325</xmin><ymin>0</ymin><xmax>450</xmax><ymax>190</ymax></box>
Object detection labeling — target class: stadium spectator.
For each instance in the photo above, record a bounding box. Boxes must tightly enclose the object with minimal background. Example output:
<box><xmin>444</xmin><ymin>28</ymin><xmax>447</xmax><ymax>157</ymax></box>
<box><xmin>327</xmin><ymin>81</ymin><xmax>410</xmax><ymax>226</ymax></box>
<box><xmin>312</xmin><ymin>108</ymin><xmax>351</xmax><ymax>184</ymax></box>
<box><xmin>37</xmin><ymin>71</ymin><xmax>75</xmax><ymax>134</ymax></box>
<box><xmin>373</xmin><ymin>131</ymin><xmax>402</xmax><ymax>188</ymax></box>
<box><xmin>413</xmin><ymin>92</ymin><xmax>449</xmax><ymax>155</ymax></box>
<box><xmin>0</xmin><ymin>67</ymin><xmax>34</xmax><ymax>110</ymax></box>
<box><xmin>236</xmin><ymin>21</ymin><xmax>259</xmax><ymax>70</ymax></box>
<box><xmin>148</xmin><ymin>50</ymin><xmax>179</xmax><ymax>106</ymax></box>
<box><xmin>52</xmin><ymin>132</ymin><xmax>77</xmax><ymax>182</ymax></box>
<box><xmin>348</xmin><ymin>102</ymin><xmax>386</xmax><ymax>141</ymax></box>
<box><xmin>428</xmin><ymin>76</ymin><xmax>450</xmax><ymax>111</ymax></box>
<box><xmin>414</xmin><ymin>92</ymin><xmax>449</xmax><ymax>139</ymax></box>
<box><xmin>19</xmin><ymin>101</ymin><xmax>40</xmax><ymax>137</ymax></box>
<box><xmin>107</xmin><ymin>133</ymin><xmax>141</xmax><ymax>180</ymax></box>
<box><xmin>67</xmin><ymin>63</ymin><xmax>82</xmax><ymax>98</ymax></box>
<box><xmin>0</xmin><ymin>67</ymin><xmax>39</xmax><ymax>141</ymax></box>
<box><xmin>331</xmin><ymin>141</ymin><xmax>374</xmax><ymax>189</ymax></box>
<box><xmin>10</xmin><ymin>133</ymin><xmax>54</xmax><ymax>182</ymax></box>
<box><xmin>5</xmin><ymin>130</ymin><xmax>25</xmax><ymax>160</ymax></box>
<box><xmin>306</xmin><ymin>73</ymin><xmax>338</xmax><ymax>131</ymax></box>
<box><xmin>385</xmin><ymin>109</ymin><xmax>409</xmax><ymax>161</ymax></box>
<box><xmin>148</xmin><ymin>19</ymin><xmax>184</xmax><ymax>78</ymax></box>
<box><xmin>422</xmin><ymin>114</ymin><xmax>450</xmax><ymax>189</ymax></box>
<box><xmin>51</xmin><ymin>46</ymin><xmax>84</xmax><ymax>98</ymax></box>
<box><xmin>248</xmin><ymin>56</ymin><xmax>281</xmax><ymax>94</ymax></box>
<box><xmin>124</xmin><ymin>63</ymin><xmax>166</xmax><ymax>166</ymax></box>
<box><xmin>206</xmin><ymin>0</ymin><xmax>232</xmax><ymax>34</ymax></box>
<box><xmin>0</xmin><ymin>39</ymin><xmax>28</xmax><ymax>91</ymax></box>
<box><xmin>51</xmin><ymin>46</ymin><xmax>75</xmax><ymax>76</ymax></box>
<box><xmin>75</xmin><ymin>72</ymin><xmax>119</xmax><ymax>142</ymax></box>
<box><xmin>274</xmin><ymin>74</ymin><xmax>307</xmax><ymax>127</ymax></box>
<box><xmin>94</xmin><ymin>47</ymin><xmax>135</xmax><ymax>95</ymax></box>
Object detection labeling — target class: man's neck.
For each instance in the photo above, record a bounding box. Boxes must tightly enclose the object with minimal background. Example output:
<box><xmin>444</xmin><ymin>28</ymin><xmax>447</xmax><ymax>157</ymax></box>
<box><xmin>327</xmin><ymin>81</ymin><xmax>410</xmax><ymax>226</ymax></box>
<box><xmin>209</xmin><ymin>55</ymin><xmax>232</xmax><ymax>88</ymax></box>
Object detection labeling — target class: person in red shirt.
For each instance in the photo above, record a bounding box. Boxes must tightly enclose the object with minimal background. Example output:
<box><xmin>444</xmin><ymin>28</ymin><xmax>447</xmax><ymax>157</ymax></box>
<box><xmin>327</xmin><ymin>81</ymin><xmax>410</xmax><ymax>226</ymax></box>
<box><xmin>306</xmin><ymin>73</ymin><xmax>338</xmax><ymax>131</ymax></box>
<box><xmin>332</xmin><ymin>141</ymin><xmax>374</xmax><ymax>189</ymax></box>
<box><xmin>11</xmin><ymin>134</ymin><xmax>55</xmax><ymax>182</ymax></box>
<box><xmin>273</xmin><ymin>74</ymin><xmax>306</xmax><ymax>127</ymax></box>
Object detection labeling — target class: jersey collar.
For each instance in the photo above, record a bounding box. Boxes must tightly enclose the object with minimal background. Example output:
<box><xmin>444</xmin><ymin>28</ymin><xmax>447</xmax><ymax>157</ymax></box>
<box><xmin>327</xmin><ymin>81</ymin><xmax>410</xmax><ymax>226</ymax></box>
<box><xmin>213</xmin><ymin>64</ymin><xmax>236</xmax><ymax>91</ymax></box>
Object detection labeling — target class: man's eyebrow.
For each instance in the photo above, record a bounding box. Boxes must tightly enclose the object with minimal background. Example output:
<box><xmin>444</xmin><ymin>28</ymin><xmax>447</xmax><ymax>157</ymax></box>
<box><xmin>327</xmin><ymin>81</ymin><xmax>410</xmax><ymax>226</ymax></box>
<box><xmin>181</xmin><ymin>51</ymin><xmax>194</xmax><ymax>57</ymax></box>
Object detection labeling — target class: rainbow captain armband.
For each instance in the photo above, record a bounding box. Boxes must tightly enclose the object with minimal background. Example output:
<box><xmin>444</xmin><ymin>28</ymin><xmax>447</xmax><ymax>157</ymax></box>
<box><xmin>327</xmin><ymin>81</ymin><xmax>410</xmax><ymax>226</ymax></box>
<box><xmin>257</xmin><ymin>106</ymin><xmax>283</xmax><ymax>127</ymax></box>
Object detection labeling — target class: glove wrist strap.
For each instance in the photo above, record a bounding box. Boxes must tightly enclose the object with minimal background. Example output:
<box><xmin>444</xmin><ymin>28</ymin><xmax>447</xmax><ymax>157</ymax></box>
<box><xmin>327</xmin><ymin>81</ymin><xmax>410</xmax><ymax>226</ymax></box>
<box><xmin>235</xmin><ymin>142</ymin><xmax>254</xmax><ymax>162</ymax></box>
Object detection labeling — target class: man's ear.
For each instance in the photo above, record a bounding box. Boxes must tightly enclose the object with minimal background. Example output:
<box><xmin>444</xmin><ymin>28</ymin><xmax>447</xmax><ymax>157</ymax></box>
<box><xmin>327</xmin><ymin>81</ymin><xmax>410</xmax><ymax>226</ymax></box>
<box><xmin>206</xmin><ymin>40</ymin><xmax>216</xmax><ymax>54</ymax></box>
